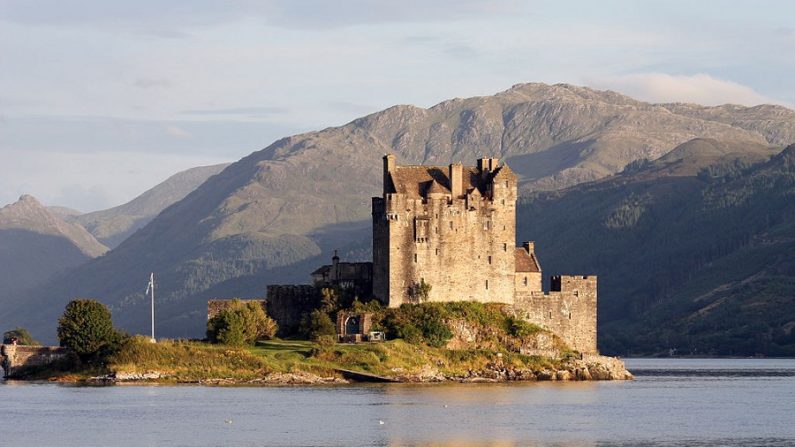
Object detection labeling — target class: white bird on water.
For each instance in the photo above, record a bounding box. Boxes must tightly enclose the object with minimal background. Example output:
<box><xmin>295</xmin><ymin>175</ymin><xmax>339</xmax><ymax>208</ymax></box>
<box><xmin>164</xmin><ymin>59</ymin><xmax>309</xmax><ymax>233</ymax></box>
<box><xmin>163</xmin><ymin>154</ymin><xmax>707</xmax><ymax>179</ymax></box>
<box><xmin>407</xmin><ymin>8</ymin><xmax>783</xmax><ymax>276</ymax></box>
<box><xmin>225</xmin><ymin>420</ymin><xmax>233</xmax><ymax>424</ymax></box>
<box><xmin>379</xmin><ymin>420</ymin><xmax>384</xmax><ymax>425</ymax></box>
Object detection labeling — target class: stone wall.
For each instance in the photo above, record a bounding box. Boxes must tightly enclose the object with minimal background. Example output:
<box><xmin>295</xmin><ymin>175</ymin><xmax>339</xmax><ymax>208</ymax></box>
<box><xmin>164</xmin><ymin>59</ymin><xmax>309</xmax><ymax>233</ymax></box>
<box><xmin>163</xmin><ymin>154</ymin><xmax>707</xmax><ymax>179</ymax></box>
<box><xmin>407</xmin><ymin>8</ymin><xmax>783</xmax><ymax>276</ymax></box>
<box><xmin>265</xmin><ymin>285</ymin><xmax>322</xmax><ymax>336</ymax></box>
<box><xmin>1</xmin><ymin>344</ymin><xmax>73</xmax><ymax>378</ymax></box>
<box><xmin>373</xmin><ymin>158</ymin><xmax>518</xmax><ymax>306</ymax></box>
<box><xmin>513</xmin><ymin>275</ymin><xmax>597</xmax><ymax>354</ymax></box>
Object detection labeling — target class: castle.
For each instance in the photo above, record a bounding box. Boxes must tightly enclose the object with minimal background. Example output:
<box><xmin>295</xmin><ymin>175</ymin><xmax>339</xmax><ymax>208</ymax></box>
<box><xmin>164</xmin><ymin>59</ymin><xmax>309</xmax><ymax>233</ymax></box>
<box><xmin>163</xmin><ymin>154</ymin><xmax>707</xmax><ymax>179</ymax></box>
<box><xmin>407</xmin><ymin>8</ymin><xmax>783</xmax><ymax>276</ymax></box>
<box><xmin>371</xmin><ymin>155</ymin><xmax>597</xmax><ymax>352</ymax></box>
<box><xmin>228</xmin><ymin>155</ymin><xmax>597</xmax><ymax>353</ymax></box>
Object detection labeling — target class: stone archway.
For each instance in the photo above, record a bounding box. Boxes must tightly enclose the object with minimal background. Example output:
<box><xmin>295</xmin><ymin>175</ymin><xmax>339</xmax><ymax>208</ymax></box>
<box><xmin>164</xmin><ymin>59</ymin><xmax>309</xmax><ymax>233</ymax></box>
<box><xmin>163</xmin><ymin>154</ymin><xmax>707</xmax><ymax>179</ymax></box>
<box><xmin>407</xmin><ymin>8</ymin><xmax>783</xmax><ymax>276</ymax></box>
<box><xmin>345</xmin><ymin>316</ymin><xmax>360</xmax><ymax>335</ymax></box>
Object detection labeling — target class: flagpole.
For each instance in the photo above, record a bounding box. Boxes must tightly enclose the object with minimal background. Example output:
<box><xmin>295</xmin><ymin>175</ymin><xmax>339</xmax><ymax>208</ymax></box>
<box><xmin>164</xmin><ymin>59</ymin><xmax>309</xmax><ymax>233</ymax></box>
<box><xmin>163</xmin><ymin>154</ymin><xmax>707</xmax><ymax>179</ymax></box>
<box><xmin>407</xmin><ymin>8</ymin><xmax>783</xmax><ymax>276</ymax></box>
<box><xmin>150</xmin><ymin>272</ymin><xmax>156</xmax><ymax>343</ymax></box>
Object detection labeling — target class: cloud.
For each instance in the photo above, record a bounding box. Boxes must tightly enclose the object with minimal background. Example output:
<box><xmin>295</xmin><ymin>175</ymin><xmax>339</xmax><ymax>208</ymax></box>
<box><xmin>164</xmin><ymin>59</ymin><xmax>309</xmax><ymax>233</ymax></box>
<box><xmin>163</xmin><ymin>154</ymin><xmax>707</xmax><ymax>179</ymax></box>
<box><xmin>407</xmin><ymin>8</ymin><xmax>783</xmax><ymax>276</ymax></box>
<box><xmin>0</xmin><ymin>0</ymin><xmax>522</xmax><ymax>31</ymax></box>
<box><xmin>133</xmin><ymin>78</ymin><xmax>172</xmax><ymax>89</ymax></box>
<box><xmin>165</xmin><ymin>125</ymin><xmax>191</xmax><ymax>138</ymax></box>
<box><xmin>587</xmin><ymin>73</ymin><xmax>789</xmax><ymax>107</ymax></box>
<box><xmin>181</xmin><ymin>106</ymin><xmax>289</xmax><ymax>117</ymax></box>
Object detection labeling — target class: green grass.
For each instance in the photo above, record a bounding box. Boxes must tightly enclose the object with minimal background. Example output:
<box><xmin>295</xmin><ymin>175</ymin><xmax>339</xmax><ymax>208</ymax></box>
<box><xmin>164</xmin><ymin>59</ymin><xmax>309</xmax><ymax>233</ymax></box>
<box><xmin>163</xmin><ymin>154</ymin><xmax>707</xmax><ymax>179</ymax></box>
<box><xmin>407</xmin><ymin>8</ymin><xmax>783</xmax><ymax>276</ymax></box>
<box><xmin>98</xmin><ymin>336</ymin><xmax>564</xmax><ymax>383</ymax></box>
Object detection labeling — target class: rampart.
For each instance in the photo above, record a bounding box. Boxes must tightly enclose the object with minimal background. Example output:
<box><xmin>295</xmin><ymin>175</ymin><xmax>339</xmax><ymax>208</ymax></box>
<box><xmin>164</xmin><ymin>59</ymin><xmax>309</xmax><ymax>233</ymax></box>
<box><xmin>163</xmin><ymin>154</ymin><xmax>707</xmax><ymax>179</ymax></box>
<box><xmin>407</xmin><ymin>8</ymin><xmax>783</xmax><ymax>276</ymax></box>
<box><xmin>1</xmin><ymin>344</ymin><xmax>73</xmax><ymax>378</ymax></box>
<box><xmin>265</xmin><ymin>285</ymin><xmax>322</xmax><ymax>336</ymax></box>
<box><xmin>513</xmin><ymin>275</ymin><xmax>597</xmax><ymax>354</ymax></box>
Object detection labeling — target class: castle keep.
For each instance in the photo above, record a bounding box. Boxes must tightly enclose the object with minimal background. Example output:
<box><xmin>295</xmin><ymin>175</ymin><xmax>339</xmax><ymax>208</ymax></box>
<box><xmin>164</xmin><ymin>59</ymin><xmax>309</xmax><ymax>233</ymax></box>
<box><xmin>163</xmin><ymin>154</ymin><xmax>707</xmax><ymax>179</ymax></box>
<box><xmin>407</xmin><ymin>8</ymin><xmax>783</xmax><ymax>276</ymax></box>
<box><xmin>372</xmin><ymin>155</ymin><xmax>597</xmax><ymax>353</ymax></box>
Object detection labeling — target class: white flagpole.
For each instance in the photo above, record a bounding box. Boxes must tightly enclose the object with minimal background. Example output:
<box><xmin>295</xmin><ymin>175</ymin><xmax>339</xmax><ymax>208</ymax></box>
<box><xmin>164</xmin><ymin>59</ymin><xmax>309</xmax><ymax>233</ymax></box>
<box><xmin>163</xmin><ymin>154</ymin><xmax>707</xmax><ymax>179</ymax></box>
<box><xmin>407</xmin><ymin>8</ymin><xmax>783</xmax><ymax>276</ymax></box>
<box><xmin>149</xmin><ymin>273</ymin><xmax>156</xmax><ymax>343</ymax></box>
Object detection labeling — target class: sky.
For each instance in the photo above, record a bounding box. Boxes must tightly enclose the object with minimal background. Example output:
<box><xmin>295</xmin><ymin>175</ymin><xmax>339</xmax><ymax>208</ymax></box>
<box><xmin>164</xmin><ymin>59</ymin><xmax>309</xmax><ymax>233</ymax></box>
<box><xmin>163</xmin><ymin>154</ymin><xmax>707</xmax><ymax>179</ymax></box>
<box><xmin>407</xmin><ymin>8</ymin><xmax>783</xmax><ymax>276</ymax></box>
<box><xmin>1</xmin><ymin>0</ymin><xmax>794</xmax><ymax>212</ymax></box>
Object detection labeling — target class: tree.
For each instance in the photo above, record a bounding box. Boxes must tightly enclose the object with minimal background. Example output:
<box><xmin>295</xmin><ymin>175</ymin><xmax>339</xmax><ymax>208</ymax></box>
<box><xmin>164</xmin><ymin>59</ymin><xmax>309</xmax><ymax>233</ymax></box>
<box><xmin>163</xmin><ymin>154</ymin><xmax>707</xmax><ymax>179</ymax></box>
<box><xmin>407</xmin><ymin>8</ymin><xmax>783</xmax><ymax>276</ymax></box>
<box><xmin>207</xmin><ymin>299</ymin><xmax>278</xmax><ymax>346</ymax></box>
<box><xmin>408</xmin><ymin>279</ymin><xmax>432</xmax><ymax>303</ymax></box>
<box><xmin>57</xmin><ymin>299</ymin><xmax>118</xmax><ymax>358</ymax></box>
<box><xmin>2</xmin><ymin>327</ymin><xmax>39</xmax><ymax>345</ymax></box>
<box><xmin>301</xmin><ymin>309</ymin><xmax>336</xmax><ymax>341</ymax></box>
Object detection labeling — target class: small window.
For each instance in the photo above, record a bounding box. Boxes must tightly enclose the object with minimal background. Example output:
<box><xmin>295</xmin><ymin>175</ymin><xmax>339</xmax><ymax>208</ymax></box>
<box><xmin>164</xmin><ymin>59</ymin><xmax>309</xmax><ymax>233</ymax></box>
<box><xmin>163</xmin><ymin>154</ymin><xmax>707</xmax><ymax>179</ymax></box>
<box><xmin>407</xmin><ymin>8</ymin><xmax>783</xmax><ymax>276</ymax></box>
<box><xmin>503</xmin><ymin>243</ymin><xmax>507</xmax><ymax>252</ymax></box>
<box><xmin>574</xmin><ymin>291</ymin><xmax>579</xmax><ymax>297</ymax></box>
<box><xmin>414</xmin><ymin>253</ymin><xmax>417</xmax><ymax>263</ymax></box>
<box><xmin>435</xmin><ymin>248</ymin><xmax>439</xmax><ymax>256</ymax></box>
<box><xmin>449</xmin><ymin>221</ymin><xmax>453</xmax><ymax>229</ymax></box>
<box><xmin>485</xmin><ymin>280</ymin><xmax>489</xmax><ymax>290</ymax></box>
<box><xmin>548</xmin><ymin>311</ymin><xmax>552</xmax><ymax>318</ymax></box>
<box><xmin>501</xmin><ymin>199</ymin><xmax>505</xmax><ymax>205</ymax></box>
<box><xmin>504</xmin><ymin>181</ymin><xmax>508</xmax><ymax>187</ymax></box>
<box><xmin>488</xmin><ymin>256</ymin><xmax>492</xmax><ymax>265</ymax></box>
<box><xmin>523</xmin><ymin>276</ymin><xmax>528</xmax><ymax>286</ymax></box>
<box><xmin>568</xmin><ymin>312</ymin><xmax>572</xmax><ymax>320</ymax></box>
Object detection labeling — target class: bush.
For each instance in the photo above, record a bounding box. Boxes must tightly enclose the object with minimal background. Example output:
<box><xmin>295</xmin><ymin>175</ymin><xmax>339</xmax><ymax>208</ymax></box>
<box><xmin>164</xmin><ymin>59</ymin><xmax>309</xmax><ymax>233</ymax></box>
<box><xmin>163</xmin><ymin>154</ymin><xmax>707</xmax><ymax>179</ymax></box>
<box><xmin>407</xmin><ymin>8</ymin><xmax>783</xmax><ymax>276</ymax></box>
<box><xmin>57</xmin><ymin>299</ymin><xmax>120</xmax><ymax>359</ymax></box>
<box><xmin>3</xmin><ymin>327</ymin><xmax>39</xmax><ymax>345</ymax></box>
<box><xmin>382</xmin><ymin>304</ymin><xmax>452</xmax><ymax>348</ymax></box>
<box><xmin>407</xmin><ymin>279</ymin><xmax>432</xmax><ymax>303</ymax></box>
<box><xmin>301</xmin><ymin>309</ymin><xmax>337</xmax><ymax>341</ymax></box>
<box><xmin>506</xmin><ymin>316</ymin><xmax>542</xmax><ymax>339</ymax></box>
<box><xmin>207</xmin><ymin>299</ymin><xmax>278</xmax><ymax>346</ymax></box>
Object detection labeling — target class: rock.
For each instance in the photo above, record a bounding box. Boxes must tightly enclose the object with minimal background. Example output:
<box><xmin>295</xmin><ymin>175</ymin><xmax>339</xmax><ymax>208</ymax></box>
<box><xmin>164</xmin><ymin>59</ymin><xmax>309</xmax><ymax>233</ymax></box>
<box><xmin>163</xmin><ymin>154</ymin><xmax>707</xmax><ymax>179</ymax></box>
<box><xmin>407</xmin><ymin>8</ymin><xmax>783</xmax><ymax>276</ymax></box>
<box><xmin>556</xmin><ymin>370</ymin><xmax>572</xmax><ymax>381</ymax></box>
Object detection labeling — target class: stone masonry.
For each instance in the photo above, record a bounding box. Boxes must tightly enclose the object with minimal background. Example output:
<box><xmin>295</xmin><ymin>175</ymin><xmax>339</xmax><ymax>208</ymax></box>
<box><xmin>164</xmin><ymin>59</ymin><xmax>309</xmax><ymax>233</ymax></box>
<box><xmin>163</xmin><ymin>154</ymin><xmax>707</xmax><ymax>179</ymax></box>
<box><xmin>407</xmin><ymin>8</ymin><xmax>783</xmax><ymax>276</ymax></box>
<box><xmin>372</xmin><ymin>155</ymin><xmax>598</xmax><ymax>353</ymax></box>
<box><xmin>373</xmin><ymin>155</ymin><xmax>517</xmax><ymax>306</ymax></box>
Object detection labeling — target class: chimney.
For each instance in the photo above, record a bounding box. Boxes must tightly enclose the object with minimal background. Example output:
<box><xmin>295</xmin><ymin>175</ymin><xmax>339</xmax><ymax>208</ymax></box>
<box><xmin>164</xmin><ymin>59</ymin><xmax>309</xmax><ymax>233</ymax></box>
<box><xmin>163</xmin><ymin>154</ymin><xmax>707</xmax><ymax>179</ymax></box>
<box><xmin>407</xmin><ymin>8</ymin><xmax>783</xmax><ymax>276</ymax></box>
<box><xmin>383</xmin><ymin>154</ymin><xmax>396</xmax><ymax>196</ymax></box>
<box><xmin>477</xmin><ymin>157</ymin><xmax>500</xmax><ymax>176</ymax></box>
<box><xmin>449</xmin><ymin>163</ymin><xmax>463</xmax><ymax>198</ymax></box>
<box><xmin>523</xmin><ymin>241</ymin><xmax>535</xmax><ymax>255</ymax></box>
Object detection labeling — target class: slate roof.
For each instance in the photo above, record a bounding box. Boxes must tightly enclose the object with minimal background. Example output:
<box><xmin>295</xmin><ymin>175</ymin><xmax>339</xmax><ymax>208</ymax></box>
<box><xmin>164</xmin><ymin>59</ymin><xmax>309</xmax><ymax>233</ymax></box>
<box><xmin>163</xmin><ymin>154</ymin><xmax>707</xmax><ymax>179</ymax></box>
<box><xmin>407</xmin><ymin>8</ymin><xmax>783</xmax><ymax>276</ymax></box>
<box><xmin>387</xmin><ymin>165</ymin><xmax>510</xmax><ymax>199</ymax></box>
<box><xmin>515</xmin><ymin>248</ymin><xmax>541</xmax><ymax>273</ymax></box>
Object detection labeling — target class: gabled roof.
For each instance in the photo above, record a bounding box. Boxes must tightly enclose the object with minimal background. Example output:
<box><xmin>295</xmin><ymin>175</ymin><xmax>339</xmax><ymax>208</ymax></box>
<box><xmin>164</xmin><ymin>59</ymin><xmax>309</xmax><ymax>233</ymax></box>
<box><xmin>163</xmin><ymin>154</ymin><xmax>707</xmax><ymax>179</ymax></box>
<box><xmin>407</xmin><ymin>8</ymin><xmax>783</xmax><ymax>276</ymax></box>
<box><xmin>515</xmin><ymin>248</ymin><xmax>541</xmax><ymax>273</ymax></box>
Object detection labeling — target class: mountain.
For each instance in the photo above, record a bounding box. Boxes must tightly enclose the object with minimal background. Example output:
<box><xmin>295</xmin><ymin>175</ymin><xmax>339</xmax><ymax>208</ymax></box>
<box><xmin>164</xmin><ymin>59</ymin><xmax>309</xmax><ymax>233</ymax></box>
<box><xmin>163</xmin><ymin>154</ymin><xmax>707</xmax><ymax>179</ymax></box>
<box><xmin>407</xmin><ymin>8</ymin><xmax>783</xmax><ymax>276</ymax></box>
<box><xmin>3</xmin><ymin>83</ymin><xmax>794</xmax><ymax>343</ymax></box>
<box><xmin>516</xmin><ymin>141</ymin><xmax>795</xmax><ymax>356</ymax></box>
<box><xmin>70</xmin><ymin>163</ymin><xmax>230</xmax><ymax>248</ymax></box>
<box><xmin>0</xmin><ymin>195</ymin><xmax>108</xmax><ymax>296</ymax></box>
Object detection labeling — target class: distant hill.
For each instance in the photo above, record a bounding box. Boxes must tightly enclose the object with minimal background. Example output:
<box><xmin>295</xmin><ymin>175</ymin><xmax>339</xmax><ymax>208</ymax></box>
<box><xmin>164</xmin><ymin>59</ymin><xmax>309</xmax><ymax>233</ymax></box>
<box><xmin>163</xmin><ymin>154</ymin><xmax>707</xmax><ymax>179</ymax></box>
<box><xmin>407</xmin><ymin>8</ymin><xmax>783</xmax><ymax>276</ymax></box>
<box><xmin>4</xmin><ymin>83</ymin><xmax>794</xmax><ymax>343</ymax></box>
<box><xmin>0</xmin><ymin>195</ymin><xmax>108</xmax><ymax>297</ymax></box>
<box><xmin>70</xmin><ymin>163</ymin><xmax>229</xmax><ymax>248</ymax></box>
<box><xmin>517</xmin><ymin>141</ymin><xmax>795</xmax><ymax>357</ymax></box>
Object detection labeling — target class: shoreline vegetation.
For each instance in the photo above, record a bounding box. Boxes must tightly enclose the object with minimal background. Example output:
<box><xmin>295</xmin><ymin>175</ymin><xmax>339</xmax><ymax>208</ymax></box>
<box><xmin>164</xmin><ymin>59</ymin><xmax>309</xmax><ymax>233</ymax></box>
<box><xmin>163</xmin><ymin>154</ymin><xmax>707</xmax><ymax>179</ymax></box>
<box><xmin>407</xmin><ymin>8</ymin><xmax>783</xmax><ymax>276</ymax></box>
<box><xmin>5</xmin><ymin>300</ymin><xmax>632</xmax><ymax>385</ymax></box>
<box><xmin>19</xmin><ymin>337</ymin><xmax>632</xmax><ymax>385</ymax></box>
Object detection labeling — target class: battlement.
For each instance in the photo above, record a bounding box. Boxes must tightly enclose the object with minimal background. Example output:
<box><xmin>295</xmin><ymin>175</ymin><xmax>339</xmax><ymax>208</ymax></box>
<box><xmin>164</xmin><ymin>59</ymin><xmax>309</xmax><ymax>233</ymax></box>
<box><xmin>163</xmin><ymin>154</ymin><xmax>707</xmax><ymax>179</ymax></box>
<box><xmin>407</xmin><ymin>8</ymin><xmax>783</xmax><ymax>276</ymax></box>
<box><xmin>550</xmin><ymin>275</ymin><xmax>597</xmax><ymax>292</ymax></box>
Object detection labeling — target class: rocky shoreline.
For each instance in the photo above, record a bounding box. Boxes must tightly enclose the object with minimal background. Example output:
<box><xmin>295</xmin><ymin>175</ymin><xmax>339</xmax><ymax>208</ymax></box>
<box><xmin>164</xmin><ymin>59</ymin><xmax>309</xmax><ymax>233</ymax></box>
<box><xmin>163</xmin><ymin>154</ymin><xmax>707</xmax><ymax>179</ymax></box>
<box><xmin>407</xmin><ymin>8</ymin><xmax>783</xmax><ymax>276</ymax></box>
<box><xmin>87</xmin><ymin>354</ymin><xmax>632</xmax><ymax>385</ymax></box>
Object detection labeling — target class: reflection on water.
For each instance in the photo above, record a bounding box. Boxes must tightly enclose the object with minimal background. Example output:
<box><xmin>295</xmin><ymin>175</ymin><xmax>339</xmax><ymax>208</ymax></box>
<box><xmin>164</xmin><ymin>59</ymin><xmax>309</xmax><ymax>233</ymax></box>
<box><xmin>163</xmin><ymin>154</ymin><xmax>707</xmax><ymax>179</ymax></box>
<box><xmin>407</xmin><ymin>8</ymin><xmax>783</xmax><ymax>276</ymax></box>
<box><xmin>1</xmin><ymin>359</ymin><xmax>794</xmax><ymax>447</ymax></box>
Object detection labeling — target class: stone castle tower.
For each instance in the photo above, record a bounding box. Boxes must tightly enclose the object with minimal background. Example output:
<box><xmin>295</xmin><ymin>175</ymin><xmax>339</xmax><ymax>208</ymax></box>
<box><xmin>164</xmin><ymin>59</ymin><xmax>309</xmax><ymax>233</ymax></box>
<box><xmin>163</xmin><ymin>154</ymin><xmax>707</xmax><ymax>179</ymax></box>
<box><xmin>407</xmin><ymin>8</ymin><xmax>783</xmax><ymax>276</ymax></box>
<box><xmin>372</xmin><ymin>155</ymin><xmax>597</xmax><ymax>353</ymax></box>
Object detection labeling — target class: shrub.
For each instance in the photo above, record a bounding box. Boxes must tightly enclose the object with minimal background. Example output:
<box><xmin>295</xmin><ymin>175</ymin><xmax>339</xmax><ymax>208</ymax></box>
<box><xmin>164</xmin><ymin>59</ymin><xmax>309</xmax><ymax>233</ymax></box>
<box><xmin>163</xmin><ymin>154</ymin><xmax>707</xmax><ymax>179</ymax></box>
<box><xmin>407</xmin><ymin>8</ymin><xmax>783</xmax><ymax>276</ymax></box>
<box><xmin>506</xmin><ymin>316</ymin><xmax>542</xmax><ymax>339</ymax></box>
<box><xmin>207</xmin><ymin>299</ymin><xmax>278</xmax><ymax>346</ymax></box>
<box><xmin>301</xmin><ymin>309</ymin><xmax>337</xmax><ymax>341</ymax></box>
<box><xmin>407</xmin><ymin>279</ymin><xmax>432</xmax><ymax>303</ymax></box>
<box><xmin>2</xmin><ymin>327</ymin><xmax>39</xmax><ymax>345</ymax></box>
<box><xmin>57</xmin><ymin>299</ymin><xmax>120</xmax><ymax>359</ymax></box>
<box><xmin>382</xmin><ymin>303</ymin><xmax>452</xmax><ymax>348</ymax></box>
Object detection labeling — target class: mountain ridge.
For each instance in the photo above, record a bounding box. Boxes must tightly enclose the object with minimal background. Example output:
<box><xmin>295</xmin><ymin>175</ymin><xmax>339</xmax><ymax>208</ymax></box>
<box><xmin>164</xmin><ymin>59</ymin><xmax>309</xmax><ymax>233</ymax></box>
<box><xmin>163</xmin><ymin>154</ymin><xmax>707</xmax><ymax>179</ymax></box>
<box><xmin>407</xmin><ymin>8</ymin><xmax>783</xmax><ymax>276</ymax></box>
<box><xmin>3</xmin><ymin>82</ymin><xmax>794</xmax><ymax>345</ymax></box>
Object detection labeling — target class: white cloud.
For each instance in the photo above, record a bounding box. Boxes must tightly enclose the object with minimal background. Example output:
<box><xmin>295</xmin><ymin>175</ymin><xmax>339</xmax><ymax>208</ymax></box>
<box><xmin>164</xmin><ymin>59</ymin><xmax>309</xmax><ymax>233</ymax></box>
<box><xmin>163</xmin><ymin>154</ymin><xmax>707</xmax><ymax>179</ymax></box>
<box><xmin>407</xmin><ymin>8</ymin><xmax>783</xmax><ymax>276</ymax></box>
<box><xmin>587</xmin><ymin>73</ymin><xmax>789</xmax><ymax>107</ymax></box>
<box><xmin>165</xmin><ymin>125</ymin><xmax>192</xmax><ymax>139</ymax></box>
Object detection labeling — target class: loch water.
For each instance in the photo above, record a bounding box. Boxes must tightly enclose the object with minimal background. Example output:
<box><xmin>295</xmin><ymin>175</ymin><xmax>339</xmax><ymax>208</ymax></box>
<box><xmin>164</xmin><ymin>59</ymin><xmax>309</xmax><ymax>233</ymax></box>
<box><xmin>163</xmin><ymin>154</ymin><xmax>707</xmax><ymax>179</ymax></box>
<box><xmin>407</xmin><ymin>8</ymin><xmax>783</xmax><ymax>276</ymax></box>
<box><xmin>1</xmin><ymin>358</ymin><xmax>794</xmax><ymax>447</ymax></box>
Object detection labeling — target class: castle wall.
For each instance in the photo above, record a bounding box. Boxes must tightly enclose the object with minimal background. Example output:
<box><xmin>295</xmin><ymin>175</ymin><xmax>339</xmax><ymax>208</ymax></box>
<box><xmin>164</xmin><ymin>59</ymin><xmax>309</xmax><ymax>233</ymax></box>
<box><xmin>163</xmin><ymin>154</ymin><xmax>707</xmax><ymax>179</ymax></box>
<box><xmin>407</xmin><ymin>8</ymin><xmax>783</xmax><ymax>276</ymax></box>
<box><xmin>265</xmin><ymin>285</ymin><xmax>322</xmax><ymax>336</ymax></box>
<box><xmin>513</xmin><ymin>275</ymin><xmax>597</xmax><ymax>354</ymax></box>
<box><xmin>1</xmin><ymin>344</ymin><xmax>73</xmax><ymax>378</ymax></box>
<box><xmin>515</xmin><ymin>271</ymin><xmax>542</xmax><ymax>293</ymax></box>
